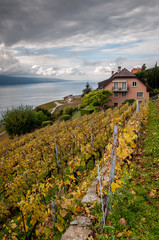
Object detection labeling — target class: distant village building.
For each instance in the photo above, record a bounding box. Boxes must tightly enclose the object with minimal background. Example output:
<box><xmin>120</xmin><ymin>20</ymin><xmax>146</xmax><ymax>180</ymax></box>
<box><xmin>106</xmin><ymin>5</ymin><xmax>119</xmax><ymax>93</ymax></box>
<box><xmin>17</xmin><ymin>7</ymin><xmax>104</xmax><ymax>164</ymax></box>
<box><xmin>98</xmin><ymin>67</ymin><xmax>150</xmax><ymax>107</ymax></box>
<box><xmin>64</xmin><ymin>94</ymin><xmax>73</xmax><ymax>102</ymax></box>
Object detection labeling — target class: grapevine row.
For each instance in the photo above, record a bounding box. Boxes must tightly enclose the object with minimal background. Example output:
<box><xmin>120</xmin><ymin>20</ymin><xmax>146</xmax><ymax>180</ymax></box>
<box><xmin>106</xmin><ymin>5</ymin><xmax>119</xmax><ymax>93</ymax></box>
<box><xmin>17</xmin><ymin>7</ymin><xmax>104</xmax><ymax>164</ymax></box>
<box><xmin>0</xmin><ymin>101</ymin><xmax>147</xmax><ymax>239</ymax></box>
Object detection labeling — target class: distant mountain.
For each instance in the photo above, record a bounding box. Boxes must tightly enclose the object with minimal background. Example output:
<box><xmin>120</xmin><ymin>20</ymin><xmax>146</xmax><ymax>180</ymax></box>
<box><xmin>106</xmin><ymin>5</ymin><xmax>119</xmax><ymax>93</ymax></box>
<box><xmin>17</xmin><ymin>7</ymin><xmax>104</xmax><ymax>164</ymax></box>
<box><xmin>0</xmin><ymin>75</ymin><xmax>68</xmax><ymax>85</ymax></box>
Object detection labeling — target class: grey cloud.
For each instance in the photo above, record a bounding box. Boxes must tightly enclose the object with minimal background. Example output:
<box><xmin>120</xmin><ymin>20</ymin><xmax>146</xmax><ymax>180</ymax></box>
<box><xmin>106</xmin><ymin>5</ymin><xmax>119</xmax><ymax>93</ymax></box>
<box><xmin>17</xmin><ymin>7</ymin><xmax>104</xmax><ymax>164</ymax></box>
<box><xmin>82</xmin><ymin>59</ymin><xmax>101</xmax><ymax>67</ymax></box>
<box><xmin>0</xmin><ymin>0</ymin><xmax>159</xmax><ymax>79</ymax></box>
<box><xmin>0</xmin><ymin>44</ymin><xmax>33</xmax><ymax>76</ymax></box>
<box><xmin>115</xmin><ymin>57</ymin><xmax>127</xmax><ymax>67</ymax></box>
<box><xmin>0</xmin><ymin>0</ymin><xmax>159</xmax><ymax>47</ymax></box>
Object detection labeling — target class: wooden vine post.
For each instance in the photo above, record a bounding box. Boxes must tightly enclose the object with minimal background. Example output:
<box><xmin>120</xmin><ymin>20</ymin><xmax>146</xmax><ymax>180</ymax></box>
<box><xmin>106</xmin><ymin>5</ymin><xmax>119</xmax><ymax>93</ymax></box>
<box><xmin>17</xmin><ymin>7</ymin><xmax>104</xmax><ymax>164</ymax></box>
<box><xmin>104</xmin><ymin>125</ymin><xmax>118</xmax><ymax>220</ymax></box>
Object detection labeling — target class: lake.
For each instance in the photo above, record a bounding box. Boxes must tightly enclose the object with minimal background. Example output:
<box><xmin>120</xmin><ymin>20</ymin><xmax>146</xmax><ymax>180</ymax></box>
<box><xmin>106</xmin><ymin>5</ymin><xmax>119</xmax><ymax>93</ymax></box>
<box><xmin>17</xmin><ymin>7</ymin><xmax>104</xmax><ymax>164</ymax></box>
<box><xmin>0</xmin><ymin>80</ymin><xmax>97</xmax><ymax>119</ymax></box>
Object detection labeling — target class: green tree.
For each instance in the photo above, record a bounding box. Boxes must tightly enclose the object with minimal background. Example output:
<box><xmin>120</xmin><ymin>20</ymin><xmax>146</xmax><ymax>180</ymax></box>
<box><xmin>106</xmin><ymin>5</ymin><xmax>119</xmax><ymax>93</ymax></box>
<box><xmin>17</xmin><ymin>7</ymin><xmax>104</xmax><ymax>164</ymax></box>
<box><xmin>35</xmin><ymin>111</ymin><xmax>47</xmax><ymax>127</ymax></box>
<box><xmin>81</xmin><ymin>82</ymin><xmax>92</xmax><ymax>96</ymax></box>
<box><xmin>142</xmin><ymin>63</ymin><xmax>147</xmax><ymax>71</ymax></box>
<box><xmin>2</xmin><ymin>105</ymin><xmax>36</xmax><ymax>137</ymax></box>
<box><xmin>82</xmin><ymin>89</ymin><xmax>112</xmax><ymax>108</ymax></box>
<box><xmin>135</xmin><ymin>63</ymin><xmax>159</xmax><ymax>89</ymax></box>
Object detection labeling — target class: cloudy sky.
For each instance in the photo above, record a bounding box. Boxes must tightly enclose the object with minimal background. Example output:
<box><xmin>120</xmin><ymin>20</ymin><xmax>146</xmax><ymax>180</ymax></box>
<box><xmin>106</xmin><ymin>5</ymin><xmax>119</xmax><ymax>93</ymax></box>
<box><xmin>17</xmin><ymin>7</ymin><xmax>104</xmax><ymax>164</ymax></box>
<box><xmin>0</xmin><ymin>0</ymin><xmax>159</xmax><ymax>81</ymax></box>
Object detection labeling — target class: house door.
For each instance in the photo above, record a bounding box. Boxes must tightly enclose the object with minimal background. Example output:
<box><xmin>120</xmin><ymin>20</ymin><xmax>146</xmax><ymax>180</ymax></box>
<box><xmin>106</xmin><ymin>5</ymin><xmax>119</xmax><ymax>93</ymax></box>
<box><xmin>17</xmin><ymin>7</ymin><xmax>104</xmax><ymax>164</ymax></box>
<box><xmin>114</xmin><ymin>103</ymin><xmax>118</xmax><ymax>107</ymax></box>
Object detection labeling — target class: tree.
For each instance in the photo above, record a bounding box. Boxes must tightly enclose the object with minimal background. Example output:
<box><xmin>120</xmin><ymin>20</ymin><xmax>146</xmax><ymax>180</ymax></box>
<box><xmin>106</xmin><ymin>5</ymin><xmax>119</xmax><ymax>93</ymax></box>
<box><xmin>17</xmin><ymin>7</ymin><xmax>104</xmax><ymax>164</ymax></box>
<box><xmin>141</xmin><ymin>63</ymin><xmax>147</xmax><ymax>71</ymax></box>
<box><xmin>135</xmin><ymin>63</ymin><xmax>159</xmax><ymax>89</ymax></box>
<box><xmin>35</xmin><ymin>110</ymin><xmax>47</xmax><ymax>127</ymax></box>
<box><xmin>82</xmin><ymin>89</ymin><xmax>112</xmax><ymax>108</ymax></box>
<box><xmin>2</xmin><ymin>105</ymin><xmax>36</xmax><ymax>137</ymax></box>
<box><xmin>81</xmin><ymin>82</ymin><xmax>92</xmax><ymax>96</ymax></box>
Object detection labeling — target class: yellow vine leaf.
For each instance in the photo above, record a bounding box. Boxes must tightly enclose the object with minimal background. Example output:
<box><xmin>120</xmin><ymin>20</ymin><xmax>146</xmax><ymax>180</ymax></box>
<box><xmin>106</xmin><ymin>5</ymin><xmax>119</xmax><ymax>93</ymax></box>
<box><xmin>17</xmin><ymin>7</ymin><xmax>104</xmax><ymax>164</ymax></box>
<box><xmin>55</xmin><ymin>222</ymin><xmax>64</xmax><ymax>232</ymax></box>
<box><xmin>60</xmin><ymin>209</ymin><xmax>68</xmax><ymax>217</ymax></box>
<box><xmin>69</xmin><ymin>175</ymin><xmax>76</xmax><ymax>181</ymax></box>
<box><xmin>65</xmin><ymin>179</ymin><xmax>70</xmax><ymax>185</ymax></box>
<box><xmin>35</xmin><ymin>229</ymin><xmax>40</xmax><ymax>236</ymax></box>
<box><xmin>111</xmin><ymin>182</ymin><xmax>121</xmax><ymax>193</ymax></box>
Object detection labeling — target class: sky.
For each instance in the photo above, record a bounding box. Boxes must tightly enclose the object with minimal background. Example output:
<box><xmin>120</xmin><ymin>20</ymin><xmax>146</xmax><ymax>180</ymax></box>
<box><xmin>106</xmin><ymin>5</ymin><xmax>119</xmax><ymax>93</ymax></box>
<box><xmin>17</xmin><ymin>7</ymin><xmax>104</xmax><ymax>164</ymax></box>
<box><xmin>0</xmin><ymin>0</ymin><xmax>159</xmax><ymax>81</ymax></box>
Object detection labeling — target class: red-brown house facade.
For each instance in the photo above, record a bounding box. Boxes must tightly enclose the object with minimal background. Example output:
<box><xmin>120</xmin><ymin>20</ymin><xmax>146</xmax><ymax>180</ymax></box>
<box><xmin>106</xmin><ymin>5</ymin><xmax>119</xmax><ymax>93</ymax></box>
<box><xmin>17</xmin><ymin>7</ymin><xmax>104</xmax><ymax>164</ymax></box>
<box><xmin>98</xmin><ymin>67</ymin><xmax>150</xmax><ymax>107</ymax></box>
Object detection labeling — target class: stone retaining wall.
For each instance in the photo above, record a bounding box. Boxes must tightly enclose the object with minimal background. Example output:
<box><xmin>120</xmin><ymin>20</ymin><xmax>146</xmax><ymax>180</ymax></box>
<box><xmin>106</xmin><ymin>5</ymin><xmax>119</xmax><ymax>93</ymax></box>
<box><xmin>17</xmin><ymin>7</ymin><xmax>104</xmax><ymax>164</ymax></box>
<box><xmin>61</xmin><ymin>159</ymin><xmax>111</xmax><ymax>240</ymax></box>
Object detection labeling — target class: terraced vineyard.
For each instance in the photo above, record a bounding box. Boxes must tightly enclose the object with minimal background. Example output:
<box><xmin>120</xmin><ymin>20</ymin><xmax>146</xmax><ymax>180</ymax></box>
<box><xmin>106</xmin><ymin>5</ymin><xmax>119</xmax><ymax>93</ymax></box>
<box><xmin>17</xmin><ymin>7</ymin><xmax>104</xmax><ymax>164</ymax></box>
<box><xmin>0</xmin><ymin>101</ymin><xmax>149</xmax><ymax>239</ymax></box>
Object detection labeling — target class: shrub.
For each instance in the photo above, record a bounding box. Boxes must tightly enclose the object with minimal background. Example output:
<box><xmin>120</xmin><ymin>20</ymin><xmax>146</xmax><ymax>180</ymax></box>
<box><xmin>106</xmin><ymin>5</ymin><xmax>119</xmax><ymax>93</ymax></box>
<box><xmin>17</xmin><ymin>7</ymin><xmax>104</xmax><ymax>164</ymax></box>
<box><xmin>78</xmin><ymin>103</ymin><xmax>85</xmax><ymax>110</ymax></box>
<box><xmin>80</xmin><ymin>106</ymin><xmax>99</xmax><ymax>116</ymax></box>
<box><xmin>35</xmin><ymin>111</ymin><xmax>47</xmax><ymax>127</ymax></box>
<box><xmin>42</xmin><ymin>121</ymin><xmax>53</xmax><ymax>127</ymax></box>
<box><xmin>2</xmin><ymin>105</ymin><xmax>36</xmax><ymax>137</ymax></box>
<box><xmin>123</xmin><ymin>99</ymin><xmax>135</xmax><ymax>106</ymax></box>
<box><xmin>59</xmin><ymin>115</ymin><xmax>71</xmax><ymax>121</ymax></box>
<box><xmin>150</xmin><ymin>88</ymin><xmax>159</xmax><ymax>97</ymax></box>
<box><xmin>35</xmin><ymin>107</ymin><xmax>51</xmax><ymax>117</ymax></box>
<box><xmin>64</xmin><ymin>107</ymin><xmax>74</xmax><ymax>116</ymax></box>
<box><xmin>59</xmin><ymin>109</ymin><xmax>64</xmax><ymax>115</ymax></box>
<box><xmin>73</xmin><ymin>107</ymin><xmax>78</xmax><ymax>112</ymax></box>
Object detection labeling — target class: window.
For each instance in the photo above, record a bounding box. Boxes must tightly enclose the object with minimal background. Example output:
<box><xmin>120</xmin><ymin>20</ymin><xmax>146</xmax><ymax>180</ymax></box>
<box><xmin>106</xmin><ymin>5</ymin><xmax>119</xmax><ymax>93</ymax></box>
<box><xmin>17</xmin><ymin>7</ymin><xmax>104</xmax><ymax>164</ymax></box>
<box><xmin>132</xmin><ymin>81</ymin><xmax>137</xmax><ymax>87</ymax></box>
<box><xmin>137</xmin><ymin>92</ymin><xmax>144</xmax><ymax>98</ymax></box>
<box><xmin>114</xmin><ymin>82</ymin><xmax>118</xmax><ymax>90</ymax></box>
<box><xmin>122</xmin><ymin>82</ymin><xmax>126</xmax><ymax>90</ymax></box>
<box><xmin>122</xmin><ymin>92</ymin><xmax>127</xmax><ymax>98</ymax></box>
<box><xmin>114</xmin><ymin>103</ymin><xmax>118</xmax><ymax>107</ymax></box>
<box><xmin>114</xmin><ymin>92</ymin><xmax>119</xmax><ymax>98</ymax></box>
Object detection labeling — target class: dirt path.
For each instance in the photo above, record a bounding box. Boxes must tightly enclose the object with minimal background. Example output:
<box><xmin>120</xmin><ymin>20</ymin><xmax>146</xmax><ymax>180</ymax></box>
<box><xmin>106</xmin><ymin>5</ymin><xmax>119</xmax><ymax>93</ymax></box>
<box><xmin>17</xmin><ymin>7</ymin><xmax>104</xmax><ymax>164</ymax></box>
<box><xmin>50</xmin><ymin>101</ymin><xmax>64</xmax><ymax>114</ymax></box>
<box><xmin>0</xmin><ymin>131</ymin><xmax>5</xmax><ymax>136</ymax></box>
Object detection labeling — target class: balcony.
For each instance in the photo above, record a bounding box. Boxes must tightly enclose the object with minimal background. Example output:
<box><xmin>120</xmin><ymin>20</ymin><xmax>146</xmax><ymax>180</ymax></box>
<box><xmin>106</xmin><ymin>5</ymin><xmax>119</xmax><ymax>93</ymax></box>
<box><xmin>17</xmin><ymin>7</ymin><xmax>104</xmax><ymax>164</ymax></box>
<box><xmin>112</xmin><ymin>87</ymin><xmax>129</xmax><ymax>92</ymax></box>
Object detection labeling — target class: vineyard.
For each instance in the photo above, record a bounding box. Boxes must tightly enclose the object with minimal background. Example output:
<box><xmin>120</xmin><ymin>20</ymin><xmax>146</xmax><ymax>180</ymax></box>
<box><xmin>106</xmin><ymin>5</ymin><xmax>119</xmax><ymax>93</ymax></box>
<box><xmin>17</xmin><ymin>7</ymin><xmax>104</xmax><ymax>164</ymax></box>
<box><xmin>0</xmin><ymin>101</ymin><xmax>149</xmax><ymax>239</ymax></box>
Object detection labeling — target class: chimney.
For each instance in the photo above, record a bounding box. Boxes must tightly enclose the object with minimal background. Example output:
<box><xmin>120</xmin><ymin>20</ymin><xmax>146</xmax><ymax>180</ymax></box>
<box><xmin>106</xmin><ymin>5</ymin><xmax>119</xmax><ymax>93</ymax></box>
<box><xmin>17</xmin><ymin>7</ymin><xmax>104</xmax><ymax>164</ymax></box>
<box><xmin>118</xmin><ymin>66</ymin><xmax>121</xmax><ymax>73</ymax></box>
<box><xmin>112</xmin><ymin>70</ymin><xmax>114</xmax><ymax>76</ymax></box>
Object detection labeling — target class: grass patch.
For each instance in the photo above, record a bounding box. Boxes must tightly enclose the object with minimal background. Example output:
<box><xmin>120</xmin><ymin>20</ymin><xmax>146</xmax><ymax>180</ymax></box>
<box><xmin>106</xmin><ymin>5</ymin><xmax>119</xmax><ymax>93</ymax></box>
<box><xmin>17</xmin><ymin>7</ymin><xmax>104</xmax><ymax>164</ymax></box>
<box><xmin>72</xmin><ymin>111</ymin><xmax>81</xmax><ymax>119</ymax></box>
<box><xmin>55</xmin><ymin>97</ymin><xmax>82</xmax><ymax>114</ymax></box>
<box><xmin>0</xmin><ymin>126</ymin><xmax>5</xmax><ymax>134</ymax></box>
<box><xmin>93</xmin><ymin>101</ymin><xmax>159</xmax><ymax>239</ymax></box>
<box><xmin>0</xmin><ymin>132</ymin><xmax>9</xmax><ymax>147</ymax></box>
<box><xmin>37</xmin><ymin>101</ymin><xmax>56</xmax><ymax>110</ymax></box>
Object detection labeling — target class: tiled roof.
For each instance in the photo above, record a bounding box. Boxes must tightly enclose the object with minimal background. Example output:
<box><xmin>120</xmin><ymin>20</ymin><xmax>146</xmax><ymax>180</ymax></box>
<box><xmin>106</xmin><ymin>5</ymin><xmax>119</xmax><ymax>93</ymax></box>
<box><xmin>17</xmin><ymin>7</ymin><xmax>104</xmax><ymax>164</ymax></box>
<box><xmin>98</xmin><ymin>68</ymin><xmax>140</xmax><ymax>89</ymax></box>
<box><xmin>113</xmin><ymin>68</ymin><xmax>136</xmax><ymax>78</ymax></box>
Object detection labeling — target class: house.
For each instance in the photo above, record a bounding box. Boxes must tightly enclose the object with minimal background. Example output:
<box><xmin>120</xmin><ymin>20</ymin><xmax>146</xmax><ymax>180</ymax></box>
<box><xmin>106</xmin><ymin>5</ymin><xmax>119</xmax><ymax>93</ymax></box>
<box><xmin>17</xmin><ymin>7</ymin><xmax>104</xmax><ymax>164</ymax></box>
<box><xmin>98</xmin><ymin>66</ymin><xmax>150</xmax><ymax>107</ymax></box>
<box><xmin>64</xmin><ymin>94</ymin><xmax>73</xmax><ymax>102</ymax></box>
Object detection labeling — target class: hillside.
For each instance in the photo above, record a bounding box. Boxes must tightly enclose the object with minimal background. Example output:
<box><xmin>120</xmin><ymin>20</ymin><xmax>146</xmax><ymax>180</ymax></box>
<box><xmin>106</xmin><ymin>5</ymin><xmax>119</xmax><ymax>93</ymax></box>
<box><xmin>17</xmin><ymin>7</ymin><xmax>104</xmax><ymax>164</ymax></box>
<box><xmin>0</xmin><ymin>101</ymin><xmax>151</xmax><ymax>239</ymax></box>
<box><xmin>0</xmin><ymin>75</ymin><xmax>68</xmax><ymax>85</ymax></box>
<box><xmin>91</xmin><ymin>101</ymin><xmax>159</xmax><ymax>239</ymax></box>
